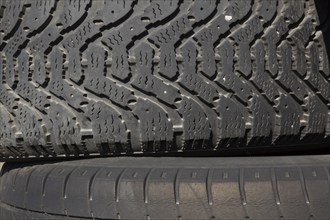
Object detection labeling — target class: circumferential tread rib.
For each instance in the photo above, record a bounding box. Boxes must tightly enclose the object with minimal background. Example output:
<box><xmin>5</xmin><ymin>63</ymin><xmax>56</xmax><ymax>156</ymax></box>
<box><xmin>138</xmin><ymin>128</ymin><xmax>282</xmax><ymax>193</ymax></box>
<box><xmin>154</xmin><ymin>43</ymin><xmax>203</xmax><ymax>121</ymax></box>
<box><xmin>0</xmin><ymin>157</ymin><xmax>329</xmax><ymax>219</ymax></box>
<box><xmin>0</xmin><ymin>0</ymin><xmax>329</xmax><ymax>160</ymax></box>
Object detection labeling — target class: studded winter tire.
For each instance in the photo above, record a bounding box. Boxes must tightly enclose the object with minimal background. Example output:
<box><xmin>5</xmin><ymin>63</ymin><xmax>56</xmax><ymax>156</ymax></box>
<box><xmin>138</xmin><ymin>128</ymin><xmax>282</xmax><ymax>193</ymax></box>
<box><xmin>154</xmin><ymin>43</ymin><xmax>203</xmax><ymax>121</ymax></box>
<box><xmin>0</xmin><ymin>0</ymin><xmax>329</xmax><ymax>160</ymax></box>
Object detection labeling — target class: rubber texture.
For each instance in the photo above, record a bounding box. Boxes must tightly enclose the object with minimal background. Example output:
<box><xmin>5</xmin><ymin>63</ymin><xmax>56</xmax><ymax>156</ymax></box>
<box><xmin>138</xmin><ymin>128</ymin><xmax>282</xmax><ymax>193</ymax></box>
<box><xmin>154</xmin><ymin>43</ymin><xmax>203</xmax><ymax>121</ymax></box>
<box><xmin>0</xmin><ymin>155</ymin><xmax>328</xmax><ymax>219</ymax></box>
<box><xmin>0</xmin><ymin>0</ymin><xmax>330</xmax><ymax>160</ymax></box>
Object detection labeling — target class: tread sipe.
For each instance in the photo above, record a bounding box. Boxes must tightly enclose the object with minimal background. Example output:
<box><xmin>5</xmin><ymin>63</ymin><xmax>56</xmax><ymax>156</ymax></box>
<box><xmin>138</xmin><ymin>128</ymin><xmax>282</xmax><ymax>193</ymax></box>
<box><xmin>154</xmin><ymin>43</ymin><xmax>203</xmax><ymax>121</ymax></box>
<box><xmin>0</xmin><ymin>0</ymin><xmax>330</xmax><ymax>160</ymax></box>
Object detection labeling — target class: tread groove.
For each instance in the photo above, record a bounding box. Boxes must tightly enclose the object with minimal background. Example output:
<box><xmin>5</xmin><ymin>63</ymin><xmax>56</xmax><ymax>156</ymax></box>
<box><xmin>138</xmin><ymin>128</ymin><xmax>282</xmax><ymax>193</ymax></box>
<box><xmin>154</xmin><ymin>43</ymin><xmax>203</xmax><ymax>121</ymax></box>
<box><xmin>271</xmin><ymin>168</ymin><xmax>281</xmax><ymax>205</ymax></box>
<box><xmin>206</xmin><ymin>168</ymin><xmax>214</xmax><ymax>206</ymax></box>
<box><xmin>115</xmin><ymin>168</ymin><xmax>126</xmax><ymax>203</ymax></box>
<box><xmin>298</xmin><ymin>167</ymin><xmax>311</xmax><ymax>205</ymax></box>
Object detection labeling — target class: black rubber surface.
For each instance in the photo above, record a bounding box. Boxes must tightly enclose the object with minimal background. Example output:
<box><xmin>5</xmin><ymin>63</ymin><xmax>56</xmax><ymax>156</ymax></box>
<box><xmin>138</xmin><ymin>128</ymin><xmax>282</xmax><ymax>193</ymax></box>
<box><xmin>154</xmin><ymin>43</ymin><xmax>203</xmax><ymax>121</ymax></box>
<box><xmin>0</xmin><ymin>0</ymin><xmax>330</xmax><ymax>161</ymax></box>
<box><xmin>0</xmin><ymin>155</ymin><xmax>329</xmax><ymax>220</ymax></box>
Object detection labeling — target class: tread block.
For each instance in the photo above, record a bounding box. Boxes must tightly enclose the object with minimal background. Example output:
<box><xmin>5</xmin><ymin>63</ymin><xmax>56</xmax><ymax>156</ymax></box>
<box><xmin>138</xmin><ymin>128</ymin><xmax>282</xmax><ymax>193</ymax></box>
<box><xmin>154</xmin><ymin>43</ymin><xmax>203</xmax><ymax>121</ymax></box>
<box><xmin>306</xmin><ymin>42</ymin><xmax>330</xmax><ymax>101</ymax></box>
<box><xmin>85</xmin><ymin>44</ymin><xmax>135</xmax><ymax>107</ymax></box>
<box><xmin>179</xmin><ymin>41</ymin><xmax>218</xmax><ymax>104</ymax></box>
<box><xmin>0</xmin><ymin>106</ymin><xmax>18</xmax><ymax>154</ymax></box>
<box><xmin>49</xmin><ymin>104</ymin><xmax>82</xmax><ymax>147</ymax></box>
<box><xmin>132</xmin><ymin>42</ymin><xmax>181</xmax><ymax>105</ymax></box>
<box><xmin>277</xmin><ymin>42</ymin><xmax>308</xmax><ymax>102</ymax></box>
<box><xmin>0</xmin><ymin>0</ymin><xmax>25</xmax><ymax>36</ymax></box>
<box><xmin>211</xmin><ymin>169</ymin><xmax>245</xmax><ymax>219</ymax></box>
<box><xmin>178</xmin><ymin>169</ymin><xmax>210</xmax><ymax>220</ymax></box>
<box><xmin>24</xmin><ymin>166</ymin><xmax>56</xmax><ymax>212</ymax></box>
<box><xmin>95</xmin><ymin>0</ymin><xmax>134</xmax><ymax>22</ymax></box>
<box><xmin>275</xmin><ymin>167</ymin><xmax>310</xmax><ymax>219</ymax></box>
<box><xmin>64</xmin><ymin>167</ymin><xmax>100</xmax><ymax>217</ymax></box>
<box><xmin>87</xmin><ymin>101</ymin><xmax>128</xmax><ymax>151</ymax></box>
<box><xmin>178</xmin><ymin>97</ymin><xmax>212</xmax><ymax>149</ymax></box>
<box><xmin>0</xmin><ymin>0</ymin><xmax>329</xmax><ymax>159</ymax></box>
<box><xmin>147</xmin><ymin>168</ymin><xmax>178</xmax><ymax>220</ymax></box>
<box><xmin>90</xmin><ymin>167</ymin><xmax>124</xmax><ymax>220</ymax></box>
<box><xmin>249</xmin><ymin>95</ymin><xmax>275</xmax><ymax>142</ymax></box>
<box><xmin>6</xmin><ymin>166</ymin><xmax>34</xmax><ymax>208</ymax></box>
<box><xmin>132</xmin><ymin>99</ymin><xmax>174</xmax><ymax>150</ymax></box>
<box><xmin>42</xmin><ymin>166</ymin><xmax>76</xmax><ymax>215</ymax></box>
<box><xmin>276</xmin><ymin>95</ymin><xmax>303</xmax><ymax>137</ymax></box>
<box><xmin>217</xmin><ymin>96</ymin><xmax>246</xmax><ymax>141</ymax></box>
<box><xmin>57</xmin><ymin>0</ymin><xmax>91</xmax><ymax>29</ymax></box>
<box><xmin>302</xmin><ymin>167</ymin><xmax>330</xmax><ymax>219</ymax></box>
<box><xmin>117</xmin><ymin>168</ymin><xmax>150</xmax><ymax>220</ymax></box>
<box><xmin>304</xmin><ymin>95</ymin><xmax>328</xmax><ymax>136</ymax></box>
<box><xmin>216</xmin><ymin>40</ymin><xmax>253</xmax><ymax>103</ymax></box>
<box><xmin>243</xmin><ymin>168</ymin><xmax>279</xmax><ymax>219</ymax></box>
<box><xmin>251</xmin><ymin>40</ymin><xmax>281</xmax><ymax>101</ymax></box>
<box><xmin>24</xmin><ymin>0</ymin><xmax>56</xmax><ymax>31</ymax></box>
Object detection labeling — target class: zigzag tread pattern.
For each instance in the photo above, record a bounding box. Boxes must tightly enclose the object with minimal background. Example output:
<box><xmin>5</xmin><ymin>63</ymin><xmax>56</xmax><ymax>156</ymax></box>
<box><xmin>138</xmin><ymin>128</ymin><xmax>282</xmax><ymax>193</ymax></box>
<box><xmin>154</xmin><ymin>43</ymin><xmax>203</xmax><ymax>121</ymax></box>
<box><xmin>0</xmin><ymin>0</ymin><xmax>329</xmax><ymax>160</ymax></box>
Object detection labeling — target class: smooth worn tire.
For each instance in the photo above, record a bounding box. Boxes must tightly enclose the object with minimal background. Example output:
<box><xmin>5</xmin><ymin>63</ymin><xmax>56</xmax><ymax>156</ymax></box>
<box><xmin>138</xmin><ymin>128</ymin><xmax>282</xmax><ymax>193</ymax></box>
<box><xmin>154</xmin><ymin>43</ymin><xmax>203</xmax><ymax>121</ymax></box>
<box><xmin>0</xmin><ymin>0</ymin><xmax>330</xmax><ymax>160</ymax></box>
<box><xmin>0</xmin><ymin>155</ymin><xmax>329</xmax><ymax>219</ymax></box>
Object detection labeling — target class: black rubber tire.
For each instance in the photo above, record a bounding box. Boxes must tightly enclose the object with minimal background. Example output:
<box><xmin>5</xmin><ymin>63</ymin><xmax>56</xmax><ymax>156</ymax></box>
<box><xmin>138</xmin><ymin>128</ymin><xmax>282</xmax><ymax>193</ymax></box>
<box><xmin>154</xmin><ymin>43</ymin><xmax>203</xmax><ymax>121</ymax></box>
<box><xmin>0</xmin><ymin>155</ymin><xmax>329</xmax><ymax>220</ymax></box>
<box><xmin>0</xmin><ymin>0</ymin><xmax>330</xmax><ymax>160</ymax></box>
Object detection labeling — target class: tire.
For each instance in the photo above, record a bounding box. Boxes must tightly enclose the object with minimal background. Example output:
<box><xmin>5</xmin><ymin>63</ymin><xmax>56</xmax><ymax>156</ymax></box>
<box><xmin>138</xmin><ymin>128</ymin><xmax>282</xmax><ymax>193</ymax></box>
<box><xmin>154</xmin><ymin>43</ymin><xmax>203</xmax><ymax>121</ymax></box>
<box><xmin>0</xmin><ymin>155</ymin><xmax>329</xmax><ymax>219</ymax></box>
<box><xmin>0</xmin><ymin>0</ymin><xmax>330</xmax><ymax>160</ymax></box>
